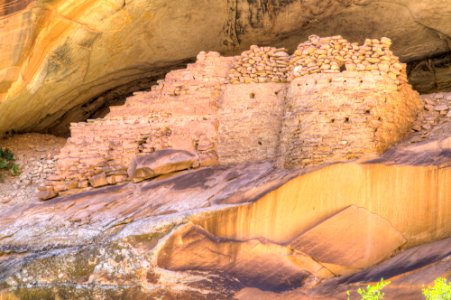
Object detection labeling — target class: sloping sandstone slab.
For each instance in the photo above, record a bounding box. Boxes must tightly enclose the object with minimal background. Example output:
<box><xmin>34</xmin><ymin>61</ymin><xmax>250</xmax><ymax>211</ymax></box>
<box><xmin>289</xmin><ymin>205</ymin><xmax>406</xmax><ymax>275</ymax></box>
<box><xmin>157</xmin><ymin>224</ymin><xmax>333</xmax><ymax>291</ymax></box>
<box><xmin>235</xmin><ymin>237</ymin><xmax>451</xmax><ymax>300</ymax></box>
<box><xmin>0</xmin><ymin>149</ymin><xmax>449</xmax><ymax>297</ymax></box>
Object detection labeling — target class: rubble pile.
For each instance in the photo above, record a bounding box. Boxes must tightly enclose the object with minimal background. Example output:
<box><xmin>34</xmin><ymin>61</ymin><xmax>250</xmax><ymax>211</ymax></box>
<box><xmin>289</xmin><ymin>35</ymin><xmax>408</xmax><ymax>84</ymax></box>
<box><xmin>228</xmin><ymin>46</ymin><xmax>290</xmax><ymax>84</ymax></box>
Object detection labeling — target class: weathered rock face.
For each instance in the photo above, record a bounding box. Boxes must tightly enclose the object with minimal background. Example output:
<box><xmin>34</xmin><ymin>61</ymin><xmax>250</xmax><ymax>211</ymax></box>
<box><xmin>235</xmin><ymin>237</ymin><xmax>451</xmax><ymax>299</ymax></box>
<box><xmin>0</xmin><ymin>1</ymin><xmax>450</xmax><ymax>298</ymax></box>
<box><xmin>0</xmin><ymin>0</ymin><xmax>450</xmax><ymax>136</ymax></box>
<box><xmin>0</xmin><ymin>134</ymin><xmax>450</xmax><ymax>298</ymax></box>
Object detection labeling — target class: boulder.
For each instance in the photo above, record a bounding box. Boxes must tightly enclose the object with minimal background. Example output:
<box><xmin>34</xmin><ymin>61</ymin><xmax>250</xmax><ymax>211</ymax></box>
<box><xmin>37</xmin><ymin>186</ymin><xmax>57</xmax><ymax>201</ymax></box>
<box><xmin>127</xmin><ymin>150</ymin><xmax>198</xmax><ymax>182</ymax></box>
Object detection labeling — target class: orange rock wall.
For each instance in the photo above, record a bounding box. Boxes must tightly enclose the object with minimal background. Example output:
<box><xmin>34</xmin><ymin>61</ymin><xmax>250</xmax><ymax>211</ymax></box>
<box><xmin>0</xmin><ymin>0</ymin><xmax>33</xmax><ymax>16</ymax></box>
<box><xmin>155</xmin><ymin>162</ymin><xmax>450</xmax><ymax>280</ymax></box>
<box><xmin>193</xmin><ymin>163</ymin><xmax>451</xmax><ymax>248</ymax></box>
<box><xmin>0</xmin><ymin>0</ymin><xmax>36</xmax><ymax>95</ymax></box>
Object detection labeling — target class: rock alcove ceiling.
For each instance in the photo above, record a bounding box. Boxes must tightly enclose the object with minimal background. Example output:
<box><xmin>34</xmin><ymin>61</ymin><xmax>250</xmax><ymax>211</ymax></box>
<box><xmin>0</xmin><ymin>0</ymin><xmax>451</xmax><ymax>136</ymax></box>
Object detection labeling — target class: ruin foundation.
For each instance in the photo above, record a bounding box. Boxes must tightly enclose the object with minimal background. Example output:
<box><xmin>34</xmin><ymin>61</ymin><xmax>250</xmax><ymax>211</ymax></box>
<box><xmin>39</xmin><ymin>36</ymin><xmax>423</xmax><ymax>199</ymax></box>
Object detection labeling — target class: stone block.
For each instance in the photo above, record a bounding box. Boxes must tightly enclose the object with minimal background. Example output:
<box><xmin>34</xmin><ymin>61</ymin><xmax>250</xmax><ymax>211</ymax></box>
<box><xmin>78</xmin><ymin>180</ymin><xmax>89</xmax><ymax>188</ymax></box>
<box><xmin>37</xmin><ymin>186</ymin><xmax>57</xmax><ymax>201</ymax></box>
<box><xmin>88</xmin><ymin>172</ymin><xmax>108</xmax><ymax>188</ymax></box>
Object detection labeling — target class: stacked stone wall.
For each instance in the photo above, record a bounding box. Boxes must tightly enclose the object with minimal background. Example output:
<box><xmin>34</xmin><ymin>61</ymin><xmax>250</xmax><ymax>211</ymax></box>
<box><xmin>218</xmin><ymin>83</ymin><xmax>287</xmax><ymax>164</ymax></box>
<box><xmin>228</xmin><ymin>46</ymin><xmax>290</xmax><ymax>84</ymax></box>
<box><xmin>41</xmin><ymin>52</ymin><xmax>231</xmax><ymax>197</ymax></box>
<box><xmin>109</xmin><ymin>51</ymin><xmax>232</xmax><ymax>118</ymax></box>
<box><xmin>39</xmin><ymin>37</ymin><xmax>423</xmax><ymax>199</ymax></box>
<box><xmin>289</xmin><ymin>35</ymin><xmax>407</xmax><ymax>85</ymax></box>
<box><xmin>49</xmin><ymin>115</ymin><xmax>218</xmax><ymax>193</ymax></box>
<box><xmin>277</xmin><ymin>71</ymin><xmax>422</xmax><ymax>168</ymax></box>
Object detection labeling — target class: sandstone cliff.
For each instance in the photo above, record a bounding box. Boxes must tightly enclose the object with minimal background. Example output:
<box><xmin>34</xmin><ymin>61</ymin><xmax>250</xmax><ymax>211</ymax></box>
<box><xmin>0</xmin><ymin>2</ymin><xmax>450</xmax><ymax>299</ymax></box>
<box><xmin>0</xmin><ymin>49</ymin><xmax>450</xmax><ymax>300</ymax></box>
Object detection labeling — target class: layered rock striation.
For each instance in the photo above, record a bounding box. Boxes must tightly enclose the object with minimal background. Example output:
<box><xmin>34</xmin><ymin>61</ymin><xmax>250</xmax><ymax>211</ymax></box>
<box><xmin>0</xmin><ymin>3</ymin><xmax>450</xmax><ymax>298</ymax></box>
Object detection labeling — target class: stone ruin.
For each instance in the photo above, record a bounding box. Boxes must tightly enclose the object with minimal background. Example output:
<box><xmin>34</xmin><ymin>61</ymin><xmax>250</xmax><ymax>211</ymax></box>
<box><xmin>37</xmin><ymin>35</ymin><xmax>423</xmax><ymax>200</ymax></box>
<box><xmin>228</xmin><ymin>46</ymin><xmax>290</xmax><ymax>83</ymax></box>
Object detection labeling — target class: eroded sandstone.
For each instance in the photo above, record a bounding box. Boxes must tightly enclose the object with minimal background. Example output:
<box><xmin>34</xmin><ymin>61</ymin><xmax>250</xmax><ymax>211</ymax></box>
<box><xmin>0</xmin><ymin>152</ymin><xmax>449</xmax><ymax>298</ymax></box>
<box><xmin>0</xmin><ymin>94</ymin><xmax>450</xmax><ymax>295</ymax></box>
<box><xmin>0</xmin><ymin>4</ymin><xmax>449</xmax><ymax>296</ymax></box>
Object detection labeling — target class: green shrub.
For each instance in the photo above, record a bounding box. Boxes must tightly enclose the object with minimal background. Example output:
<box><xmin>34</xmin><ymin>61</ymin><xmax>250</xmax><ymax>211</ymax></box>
<box><xmin>422</xmin><ymin>277</ymin><xmax>451</xmax><ymax>300</ymax></box>
<box><xmin>0</xmin><ymin>147</ymin><xmax>20</xmax><ymax>178</ymax></box>
<box><xmin>346</xmin><ymin>278</ymin><xmax>391</xmax><ymax>300</ymax></box>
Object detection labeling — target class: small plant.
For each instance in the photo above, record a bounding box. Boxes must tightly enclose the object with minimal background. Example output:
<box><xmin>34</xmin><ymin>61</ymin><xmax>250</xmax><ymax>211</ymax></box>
<box><xmin>346</xmin><ymin>278</ymin><xmax>391</xmax><ymax>300</ymax></box>
<box><xmin>0</xmin><ymin>147</ymin><xmax>20</xmax><ymax>178</ymax></box>
<box><xmin>422</xmin><ymin>277</ymin><xmax>451</xmax><ymax>300</ymax></box>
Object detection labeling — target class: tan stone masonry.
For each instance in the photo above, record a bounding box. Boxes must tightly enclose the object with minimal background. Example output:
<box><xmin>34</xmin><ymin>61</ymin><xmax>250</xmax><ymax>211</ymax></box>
<box><xmin>217</xmin><ymin>83</ymin><xmax>287</xmax><ymax>164</ymax></box>
<box><xmin>38</xmin><ymin>37</ymin><xmax>423</xmax><ymax>199</ymax></box>
<box><xmin>278</xmin><ymin>72</ymin><xmax>421</xmax><ymax>168</ymax></box>
<box><xmin>39</xmin><ymin>52</ymin><xmax>229</xmax><ymax>198</ymax></box>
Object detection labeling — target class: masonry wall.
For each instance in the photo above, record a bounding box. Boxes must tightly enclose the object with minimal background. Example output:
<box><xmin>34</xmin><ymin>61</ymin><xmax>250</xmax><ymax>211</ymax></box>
<box><xmin>278</xmin><ymin>71</ymin><xmax>422</xmax><ymax>168</ymax></box>
<box><xmin>218</xmin><ymin>83</ymin><xmax>287</xmax><ymax>164</ymax></box>
<box><xmin>39</xmin><ymin>38</ymin><xmax>423</xmax><ymax>199</ymax></box>
<box><xmin>43</xmin><ymin>52</ymin><xmax>231</xmax><ymax>197</ymax></box>
<box><xmin>50</xmin><ymin>116</ymin><xmax>217</xmax><ymax>192</ymax></box>
<box><xmin>108</xmin><ymin>51</ymin><xmax>232</xmax><ymax>119</ymax></box>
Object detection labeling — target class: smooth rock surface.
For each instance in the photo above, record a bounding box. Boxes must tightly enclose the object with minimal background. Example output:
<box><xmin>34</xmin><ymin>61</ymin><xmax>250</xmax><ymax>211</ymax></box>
<box><xmin>157</xmin><ymin>224</ymin><xmax>321</xmax><ymax>291</ymax></box>
<box><xmin>289</xmin><ymin>205</ymin><xmax>407</xmax><ymax>275</ymax></box>
<box><xmin>235</xmin><ymin>237</ymin><xmax>451</xmax><ymax>299</ymax></box>
<box><xmin>0</xmin><ymin>141</ymin><xmax>449</xmax><ymax>297</ymax></box>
